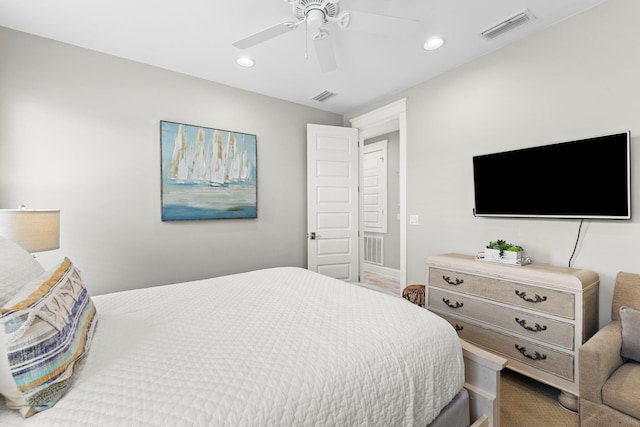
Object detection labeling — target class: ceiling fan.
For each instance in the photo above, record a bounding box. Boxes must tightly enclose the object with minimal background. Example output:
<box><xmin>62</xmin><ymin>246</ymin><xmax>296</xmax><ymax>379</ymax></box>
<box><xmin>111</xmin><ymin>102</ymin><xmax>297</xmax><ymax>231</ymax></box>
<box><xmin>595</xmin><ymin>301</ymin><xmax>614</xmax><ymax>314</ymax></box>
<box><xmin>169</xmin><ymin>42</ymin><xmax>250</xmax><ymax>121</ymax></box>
<box><xmin>232</xmin><ymin>0</ymin><xmax>419</xmax><ymax>73</ymax></box>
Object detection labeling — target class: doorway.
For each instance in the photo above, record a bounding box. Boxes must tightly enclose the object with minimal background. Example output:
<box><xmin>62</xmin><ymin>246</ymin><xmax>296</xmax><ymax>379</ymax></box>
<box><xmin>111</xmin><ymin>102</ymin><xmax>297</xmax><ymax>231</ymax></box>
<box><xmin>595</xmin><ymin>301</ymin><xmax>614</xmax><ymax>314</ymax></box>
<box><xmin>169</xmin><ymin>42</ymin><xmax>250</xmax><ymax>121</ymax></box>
<box><xmin>350</xmin><ymin>99</ymin><xmax>407</xmax><ymax>294</ymax></box>
<box><xmin>361</xmin><ymin>133</ymin><xmax>401</xmax><ymax>295</ymax></box>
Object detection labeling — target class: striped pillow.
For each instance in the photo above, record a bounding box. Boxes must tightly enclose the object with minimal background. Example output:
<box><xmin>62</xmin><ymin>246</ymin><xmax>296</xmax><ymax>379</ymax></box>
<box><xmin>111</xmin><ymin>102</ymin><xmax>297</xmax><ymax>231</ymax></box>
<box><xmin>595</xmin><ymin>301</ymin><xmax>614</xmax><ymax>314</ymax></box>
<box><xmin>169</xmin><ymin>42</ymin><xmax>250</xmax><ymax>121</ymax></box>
<box><xmin>0</xmin><ymin>257</ymin><xmax>97</xmax><ymax>417</ymax></box>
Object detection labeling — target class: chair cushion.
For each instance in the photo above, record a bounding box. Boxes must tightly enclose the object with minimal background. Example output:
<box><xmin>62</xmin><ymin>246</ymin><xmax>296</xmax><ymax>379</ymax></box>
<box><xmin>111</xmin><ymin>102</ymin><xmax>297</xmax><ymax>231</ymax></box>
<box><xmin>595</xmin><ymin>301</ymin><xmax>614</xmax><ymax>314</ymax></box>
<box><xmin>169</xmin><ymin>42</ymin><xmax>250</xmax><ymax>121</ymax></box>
<box><xmin>621</xmin><ymin>306</ymin><xmax>640</xmax><ymax>362</ymax></box>
<box><xmin>612</xmin><ymin>272</ymin><xmax>640</xmax><ymax>321</ymax></box>
<box><xmin>602</xmin><ymin>361</ymin><xmax>640</xmax><ymax>420</ymax></box>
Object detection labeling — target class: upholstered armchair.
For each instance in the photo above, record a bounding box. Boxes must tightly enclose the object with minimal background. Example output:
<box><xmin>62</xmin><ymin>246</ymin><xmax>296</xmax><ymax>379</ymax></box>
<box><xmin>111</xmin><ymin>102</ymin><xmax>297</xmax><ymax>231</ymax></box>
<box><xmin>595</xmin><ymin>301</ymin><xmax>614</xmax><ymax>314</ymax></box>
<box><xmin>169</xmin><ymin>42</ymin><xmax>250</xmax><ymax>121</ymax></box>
<box><xmin>579</xmin><ymin>272</ymin><xmax>640</xmax><ymax>426</ymax></box>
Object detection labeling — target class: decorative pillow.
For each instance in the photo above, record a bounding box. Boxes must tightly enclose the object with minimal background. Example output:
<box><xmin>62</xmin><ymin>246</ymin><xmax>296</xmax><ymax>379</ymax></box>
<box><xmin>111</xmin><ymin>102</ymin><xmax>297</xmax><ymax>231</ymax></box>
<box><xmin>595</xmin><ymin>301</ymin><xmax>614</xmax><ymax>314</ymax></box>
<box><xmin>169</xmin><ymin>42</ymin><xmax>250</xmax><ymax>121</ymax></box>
<box><xmin>0</xmin><ymin>236</ymin><xmax>45</xmax><ymax>306</ymax></box>
<box><xmin>0</xmin><ymin>257</ymin><xmax>97</xmax><ymax>417</ymax></box>
<box><xmin>620</xmin><ymin>306</ymin><xmax>640</xmax><ymax>363</ymax></box>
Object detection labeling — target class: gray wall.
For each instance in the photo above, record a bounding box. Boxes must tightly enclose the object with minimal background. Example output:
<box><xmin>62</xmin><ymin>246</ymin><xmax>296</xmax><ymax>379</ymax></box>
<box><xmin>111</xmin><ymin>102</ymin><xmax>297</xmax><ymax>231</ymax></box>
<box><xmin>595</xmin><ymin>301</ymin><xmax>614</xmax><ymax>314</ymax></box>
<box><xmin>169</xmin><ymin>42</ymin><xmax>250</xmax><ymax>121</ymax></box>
<box><xmin>0</xmin><ymin>27</ymin><xmax>342</xmax><ymax>295</ymax></box>
<box><xmin>346</xmin><ymin>0</ymin><xmax>640</xmax><ymax>328</ymax></box>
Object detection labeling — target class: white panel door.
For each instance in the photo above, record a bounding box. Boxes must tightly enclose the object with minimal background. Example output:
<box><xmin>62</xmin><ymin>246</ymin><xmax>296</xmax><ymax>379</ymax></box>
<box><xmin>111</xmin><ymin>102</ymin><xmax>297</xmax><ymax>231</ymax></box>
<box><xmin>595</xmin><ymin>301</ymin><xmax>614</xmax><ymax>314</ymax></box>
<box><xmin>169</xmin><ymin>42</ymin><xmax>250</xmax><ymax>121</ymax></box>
<box><xmin>307</xmin><ymin>124</ymin><xmax>359</xmax><ymax>281</ymax></box>
<box><xmin>363</xmin><ymin>140</ymin><xmax>388</xmax><ymax>233</ymax></box>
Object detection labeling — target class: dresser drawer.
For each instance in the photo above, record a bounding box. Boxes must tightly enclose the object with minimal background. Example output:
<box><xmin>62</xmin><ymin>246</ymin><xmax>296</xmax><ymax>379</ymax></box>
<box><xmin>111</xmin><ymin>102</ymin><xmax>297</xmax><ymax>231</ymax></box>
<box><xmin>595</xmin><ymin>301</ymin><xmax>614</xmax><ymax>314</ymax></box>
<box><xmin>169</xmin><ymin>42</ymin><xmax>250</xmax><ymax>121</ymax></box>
<box><xmin>428</xmin><ymin>287</ymin><xmax>575</xmax><ymax>350</ymax></box>
<box><xmin>440</xmin><ymin>314</ymin><xmax>574</xmax><ymax>381</ymax></box>
<box><xmin>429</xmin><ymin>267</ymin><xmax>575</xmax><ymax>319</ymax></box>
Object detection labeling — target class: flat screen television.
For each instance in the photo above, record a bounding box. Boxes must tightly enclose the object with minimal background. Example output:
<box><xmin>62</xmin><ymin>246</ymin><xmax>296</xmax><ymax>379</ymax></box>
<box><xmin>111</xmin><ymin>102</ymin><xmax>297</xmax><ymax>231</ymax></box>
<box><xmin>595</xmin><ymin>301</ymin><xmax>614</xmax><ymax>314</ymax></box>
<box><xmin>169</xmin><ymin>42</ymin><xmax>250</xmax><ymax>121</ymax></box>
<box><xmin>472</xmin><ymin>131</ymin><xmax>631</xmax><ymax>219</ymax></box>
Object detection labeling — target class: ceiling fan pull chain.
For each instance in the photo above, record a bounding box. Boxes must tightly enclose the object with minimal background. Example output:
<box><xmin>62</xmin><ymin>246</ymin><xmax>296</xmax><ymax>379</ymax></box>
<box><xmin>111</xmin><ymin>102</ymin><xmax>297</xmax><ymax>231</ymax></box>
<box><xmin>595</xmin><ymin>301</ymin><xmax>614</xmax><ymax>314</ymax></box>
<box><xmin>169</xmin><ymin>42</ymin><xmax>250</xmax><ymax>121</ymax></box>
<box><xmin>305</xmin><ymin>20</ymin><xmax>309</xmax><ymax>59</ymax></box>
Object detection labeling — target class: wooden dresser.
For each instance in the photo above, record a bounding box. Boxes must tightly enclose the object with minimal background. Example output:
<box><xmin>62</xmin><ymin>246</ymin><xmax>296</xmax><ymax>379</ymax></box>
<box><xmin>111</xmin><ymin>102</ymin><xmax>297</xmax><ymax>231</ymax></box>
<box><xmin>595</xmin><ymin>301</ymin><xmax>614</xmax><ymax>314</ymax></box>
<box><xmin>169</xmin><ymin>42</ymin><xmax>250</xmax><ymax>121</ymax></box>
<box><xmin>426</xmin><ymin>253</ymin><xmax>599</xmax><ymax>411</ymax></box>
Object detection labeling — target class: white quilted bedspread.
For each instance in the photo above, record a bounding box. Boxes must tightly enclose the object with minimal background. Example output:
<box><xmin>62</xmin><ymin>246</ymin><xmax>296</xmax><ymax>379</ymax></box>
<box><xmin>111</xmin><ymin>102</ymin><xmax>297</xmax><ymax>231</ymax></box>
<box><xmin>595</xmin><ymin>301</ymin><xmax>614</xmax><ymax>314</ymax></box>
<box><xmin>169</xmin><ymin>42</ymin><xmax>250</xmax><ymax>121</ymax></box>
<box><xmin>0</xmin><ymin>267</ymin><xmax>464</xmax><ymax>426</ymax></box>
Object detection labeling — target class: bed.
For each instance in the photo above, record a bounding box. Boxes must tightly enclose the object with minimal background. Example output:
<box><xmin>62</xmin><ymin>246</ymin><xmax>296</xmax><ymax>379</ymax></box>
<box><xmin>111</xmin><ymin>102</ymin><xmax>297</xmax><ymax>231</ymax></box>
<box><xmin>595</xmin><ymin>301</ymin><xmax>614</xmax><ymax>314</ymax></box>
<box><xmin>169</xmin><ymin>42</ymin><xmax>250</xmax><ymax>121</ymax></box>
<box><xmin>0</xmin><ymin>237</ymin><xmax>503</xmax><ymax>426</ymax></box>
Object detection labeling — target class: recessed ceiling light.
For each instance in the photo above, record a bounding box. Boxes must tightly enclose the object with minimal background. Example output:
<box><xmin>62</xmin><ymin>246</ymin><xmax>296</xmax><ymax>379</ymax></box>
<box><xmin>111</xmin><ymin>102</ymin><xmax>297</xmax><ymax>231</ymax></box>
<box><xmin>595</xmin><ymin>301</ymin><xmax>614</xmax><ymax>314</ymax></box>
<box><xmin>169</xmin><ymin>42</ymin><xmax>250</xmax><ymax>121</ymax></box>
<box><xmin>423</xmin><ymin>37</ymin><xmax>445</xmax><ymax>51</ymax></box>
<box><xmin>236</xmin><ymin>56</ymin><xmax>255</xmax><ymax>67</ymax></box>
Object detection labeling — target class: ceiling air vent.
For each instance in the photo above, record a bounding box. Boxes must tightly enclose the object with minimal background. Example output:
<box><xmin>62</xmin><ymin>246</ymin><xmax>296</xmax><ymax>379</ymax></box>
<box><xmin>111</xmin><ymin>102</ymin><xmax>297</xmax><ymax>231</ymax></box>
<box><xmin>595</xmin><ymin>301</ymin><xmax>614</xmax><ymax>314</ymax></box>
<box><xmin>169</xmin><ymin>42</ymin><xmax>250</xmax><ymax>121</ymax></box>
<box><xmin>480</xmin><ymin>9</ymin><xmax>536</xmax><ymax>40</ymax></box>
<box><xmin>312</xmin><ymin>90</ymin><xmax>336</xmax><ymax>103</ymax></box>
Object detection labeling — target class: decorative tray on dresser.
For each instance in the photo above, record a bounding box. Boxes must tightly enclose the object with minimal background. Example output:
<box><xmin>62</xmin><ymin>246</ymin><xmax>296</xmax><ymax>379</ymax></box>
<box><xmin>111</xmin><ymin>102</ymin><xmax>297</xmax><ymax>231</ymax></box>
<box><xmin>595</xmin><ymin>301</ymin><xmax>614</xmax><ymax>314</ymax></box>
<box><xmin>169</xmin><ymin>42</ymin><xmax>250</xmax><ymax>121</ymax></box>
<box><xmin>426</xmin><ymin>253</ymin><xmax>599</xmax><ymax>412</ymax></box>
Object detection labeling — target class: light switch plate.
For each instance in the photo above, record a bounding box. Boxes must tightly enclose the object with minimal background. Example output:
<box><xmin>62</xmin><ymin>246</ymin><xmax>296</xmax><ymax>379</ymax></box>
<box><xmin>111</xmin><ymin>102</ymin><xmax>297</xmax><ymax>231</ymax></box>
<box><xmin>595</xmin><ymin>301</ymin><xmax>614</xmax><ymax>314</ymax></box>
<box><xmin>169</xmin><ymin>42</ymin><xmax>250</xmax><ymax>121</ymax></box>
<box><xmin>409</xmin><ymin>215</ymin><xmax>419</xmax><ymax>225</ymax></box>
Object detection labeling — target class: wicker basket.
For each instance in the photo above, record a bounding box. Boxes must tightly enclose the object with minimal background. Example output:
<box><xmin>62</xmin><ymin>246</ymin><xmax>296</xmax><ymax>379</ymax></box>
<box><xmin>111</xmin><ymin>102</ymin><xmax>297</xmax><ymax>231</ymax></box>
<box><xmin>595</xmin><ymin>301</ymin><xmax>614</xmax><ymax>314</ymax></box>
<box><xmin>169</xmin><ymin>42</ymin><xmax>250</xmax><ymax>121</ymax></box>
<box><xmin>402</xmin><ymin>284</ymin><xmax>425</xmax><ymax>307</ymax></box>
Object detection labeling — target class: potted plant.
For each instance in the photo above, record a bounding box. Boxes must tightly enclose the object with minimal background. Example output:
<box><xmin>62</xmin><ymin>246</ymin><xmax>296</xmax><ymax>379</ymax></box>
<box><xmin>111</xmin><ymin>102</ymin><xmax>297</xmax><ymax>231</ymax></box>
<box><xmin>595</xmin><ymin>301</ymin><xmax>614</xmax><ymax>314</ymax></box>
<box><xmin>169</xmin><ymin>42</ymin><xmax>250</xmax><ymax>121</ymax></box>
<box><xmin>485</xmin><ymin>239</ymin><xmax>524</xmax><ymax>263</ymax></box>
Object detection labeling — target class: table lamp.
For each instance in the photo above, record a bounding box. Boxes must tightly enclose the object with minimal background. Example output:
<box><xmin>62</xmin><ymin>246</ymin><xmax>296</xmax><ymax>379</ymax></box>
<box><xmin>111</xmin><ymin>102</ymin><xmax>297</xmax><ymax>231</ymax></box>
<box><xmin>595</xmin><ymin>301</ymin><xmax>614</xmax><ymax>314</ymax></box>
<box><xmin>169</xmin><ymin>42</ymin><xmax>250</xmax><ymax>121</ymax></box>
<box><xmin>0</xmin><ymin>205</ymin><xmax>60</xmax><ymax>252</ymax></box>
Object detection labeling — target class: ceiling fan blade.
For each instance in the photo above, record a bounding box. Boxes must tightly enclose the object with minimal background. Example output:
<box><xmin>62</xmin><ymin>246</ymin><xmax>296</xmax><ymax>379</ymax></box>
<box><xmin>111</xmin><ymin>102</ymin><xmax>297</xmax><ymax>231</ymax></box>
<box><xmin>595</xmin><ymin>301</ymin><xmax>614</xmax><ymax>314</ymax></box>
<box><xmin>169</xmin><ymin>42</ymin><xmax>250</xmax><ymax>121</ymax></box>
<box><xmin>313</xmin><ymin>32</ymin><xmax>337</xmax><ymax>73</ymax></box>
<box><xmin>346</xmin><ymin>10</ymin><xmax>419</xmax><ymax>38</ymax></box>
<box><xmin>232</xmin><ymin>21</ymin><xmax>299</xmax><ymax>49</ymax></box>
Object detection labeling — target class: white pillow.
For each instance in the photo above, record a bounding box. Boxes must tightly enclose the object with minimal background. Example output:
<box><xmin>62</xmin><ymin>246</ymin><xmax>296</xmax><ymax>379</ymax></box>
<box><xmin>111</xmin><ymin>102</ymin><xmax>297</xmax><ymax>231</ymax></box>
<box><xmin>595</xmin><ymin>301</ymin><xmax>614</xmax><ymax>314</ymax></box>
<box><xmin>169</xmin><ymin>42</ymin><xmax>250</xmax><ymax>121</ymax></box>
<box><xmin>0</xmin><ymin>236</ymin><xmax>45</xmax><ymax>306</ymax></box>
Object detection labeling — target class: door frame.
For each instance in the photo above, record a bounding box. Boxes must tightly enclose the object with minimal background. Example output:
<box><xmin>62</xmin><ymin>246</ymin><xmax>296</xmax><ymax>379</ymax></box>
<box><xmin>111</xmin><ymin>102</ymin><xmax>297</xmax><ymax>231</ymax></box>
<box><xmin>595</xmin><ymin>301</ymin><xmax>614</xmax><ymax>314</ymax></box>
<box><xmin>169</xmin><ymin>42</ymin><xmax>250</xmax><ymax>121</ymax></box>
<box><xmin>349</xmin><ymin>99</ymin><xmax>407</xmax><ymax>290</ymax></box>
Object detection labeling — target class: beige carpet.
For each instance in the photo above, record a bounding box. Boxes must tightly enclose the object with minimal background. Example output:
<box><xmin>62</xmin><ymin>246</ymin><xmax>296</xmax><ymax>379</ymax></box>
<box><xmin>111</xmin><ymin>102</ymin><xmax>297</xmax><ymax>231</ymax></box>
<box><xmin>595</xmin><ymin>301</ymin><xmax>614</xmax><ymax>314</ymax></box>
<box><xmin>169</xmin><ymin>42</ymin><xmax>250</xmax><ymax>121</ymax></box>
<box><xmin>501</xmin><ymin>369</ymin><xmax>578</xmax><ymax>427</ymax></box>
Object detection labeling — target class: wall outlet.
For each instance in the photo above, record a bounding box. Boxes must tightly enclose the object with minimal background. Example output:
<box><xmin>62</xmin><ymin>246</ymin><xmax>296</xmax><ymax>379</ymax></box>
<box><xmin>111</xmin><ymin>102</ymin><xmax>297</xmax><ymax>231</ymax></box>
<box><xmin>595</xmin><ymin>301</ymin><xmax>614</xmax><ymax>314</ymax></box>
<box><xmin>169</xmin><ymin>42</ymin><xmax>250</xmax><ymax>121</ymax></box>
<box><xmin>409</xmin><ymin>215</ymin><xmax>419</xmax><ymax>225</ymax></box>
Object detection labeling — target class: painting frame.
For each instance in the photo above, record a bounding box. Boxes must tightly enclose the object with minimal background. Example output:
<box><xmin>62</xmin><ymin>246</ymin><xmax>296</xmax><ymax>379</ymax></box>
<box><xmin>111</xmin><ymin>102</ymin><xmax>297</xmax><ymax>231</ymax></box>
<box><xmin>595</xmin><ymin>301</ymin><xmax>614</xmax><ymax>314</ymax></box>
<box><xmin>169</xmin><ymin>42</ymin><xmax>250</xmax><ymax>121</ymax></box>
<box><xmin>160</xmin><ymin>120</ymin><xmax>257</xmax><ymax>221</ymax></box>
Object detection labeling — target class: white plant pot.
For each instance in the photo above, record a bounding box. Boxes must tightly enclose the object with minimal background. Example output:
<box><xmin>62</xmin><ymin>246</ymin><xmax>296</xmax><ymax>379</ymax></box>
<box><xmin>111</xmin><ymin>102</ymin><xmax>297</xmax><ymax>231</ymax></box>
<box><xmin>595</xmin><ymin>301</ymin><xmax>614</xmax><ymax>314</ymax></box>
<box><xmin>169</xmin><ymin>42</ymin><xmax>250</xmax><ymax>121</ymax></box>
<box><xmin>502</xmin><ymin>250</ymin><xmax>523</xmax><ymax>261</ymax></box>
<box><xmin>484</xmin><ymin>248</ymin><xmax>502</xmax><ymax>262</ymax></box>
<box><xmin>482</xmin><ymin>248</ymin><xmax>524</xmax><ymax>264</ymax></box>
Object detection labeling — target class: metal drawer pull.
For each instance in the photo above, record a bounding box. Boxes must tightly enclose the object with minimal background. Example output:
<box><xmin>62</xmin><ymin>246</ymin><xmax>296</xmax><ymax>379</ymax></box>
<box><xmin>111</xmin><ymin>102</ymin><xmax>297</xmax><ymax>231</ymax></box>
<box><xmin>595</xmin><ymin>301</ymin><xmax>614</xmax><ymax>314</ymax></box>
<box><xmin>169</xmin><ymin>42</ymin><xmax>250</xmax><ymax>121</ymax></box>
<box><xmin>454</xmin><ymin>324</ymin><xmax>464</xmax><ymax>332</ymax></box>
<box><xmin>515</xmin><ymin>290</ymin><xmax>547</xmax><ymax>304</ymax></box>
<box><xmin>442</xmin><ymin>298</ymin><xmax>463</xmax><ymax>309</ymax></box>
<box><xmin>515</xmin><ymin>344</ymin><xmax>547</xmax><ymax>361</ymax></box>
<box><xmin>442</xmin><ymin>275</ymin><xmax>463</xmax><ymax>286</ymax></box>
<box><xmin>515</xmin><ymin>318</ymin><xmax>547</xmax><ymax>332</ymax></box>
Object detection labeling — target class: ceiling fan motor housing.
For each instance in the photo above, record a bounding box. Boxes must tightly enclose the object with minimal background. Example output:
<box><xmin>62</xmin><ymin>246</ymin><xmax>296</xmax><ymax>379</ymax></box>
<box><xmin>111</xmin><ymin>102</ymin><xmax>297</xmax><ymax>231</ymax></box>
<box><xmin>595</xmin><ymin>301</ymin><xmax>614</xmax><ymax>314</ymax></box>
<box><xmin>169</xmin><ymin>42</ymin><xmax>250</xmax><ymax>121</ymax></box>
<box><xmin>293</xmin><ymin>0</ymin><xmax>340</xmax><ymax>23</ymax></box>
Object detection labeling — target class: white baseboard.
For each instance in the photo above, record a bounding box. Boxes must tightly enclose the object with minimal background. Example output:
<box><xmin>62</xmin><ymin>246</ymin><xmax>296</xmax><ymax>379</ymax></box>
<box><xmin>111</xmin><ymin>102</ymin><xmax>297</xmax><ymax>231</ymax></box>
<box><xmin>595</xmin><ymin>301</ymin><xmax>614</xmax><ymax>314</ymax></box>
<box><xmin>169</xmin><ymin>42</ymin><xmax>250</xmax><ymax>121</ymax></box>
<box><xmin>362</xmin><ymin>263</ymin><xmax>400</xmax><ymax>279</ymax></box>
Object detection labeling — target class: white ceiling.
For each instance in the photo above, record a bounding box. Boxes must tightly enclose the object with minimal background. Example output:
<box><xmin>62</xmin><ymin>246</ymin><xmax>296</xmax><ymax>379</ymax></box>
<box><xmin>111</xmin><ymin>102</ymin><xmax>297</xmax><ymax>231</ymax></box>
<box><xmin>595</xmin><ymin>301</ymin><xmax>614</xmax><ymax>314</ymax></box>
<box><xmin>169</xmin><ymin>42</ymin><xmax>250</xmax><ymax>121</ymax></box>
<box><xmin>0</xmin><ymin>0</ymin><xmax>607</xmax><ymax>115</ymax></box>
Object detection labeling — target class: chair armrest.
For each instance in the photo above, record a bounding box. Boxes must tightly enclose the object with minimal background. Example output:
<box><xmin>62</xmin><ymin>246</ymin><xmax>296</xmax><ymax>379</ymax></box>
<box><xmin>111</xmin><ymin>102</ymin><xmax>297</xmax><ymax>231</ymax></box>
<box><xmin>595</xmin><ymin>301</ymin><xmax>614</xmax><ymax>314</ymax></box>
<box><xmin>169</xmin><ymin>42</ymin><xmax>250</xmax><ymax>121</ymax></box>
<box><xmin>579</xmin><ymin>321</ymin><xmax>624</xmax><ymax>404</ymax></box>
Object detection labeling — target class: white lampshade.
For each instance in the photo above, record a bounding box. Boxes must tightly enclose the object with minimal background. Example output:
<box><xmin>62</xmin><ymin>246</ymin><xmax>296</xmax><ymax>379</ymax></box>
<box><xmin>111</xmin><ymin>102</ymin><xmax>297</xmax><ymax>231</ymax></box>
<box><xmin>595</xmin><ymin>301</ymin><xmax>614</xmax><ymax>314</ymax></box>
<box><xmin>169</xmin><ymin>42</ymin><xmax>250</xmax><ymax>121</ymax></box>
<box><xmin>0</xmin><ymin>208</ymin><xmax>60</xmax><ymax>252</ymax></box>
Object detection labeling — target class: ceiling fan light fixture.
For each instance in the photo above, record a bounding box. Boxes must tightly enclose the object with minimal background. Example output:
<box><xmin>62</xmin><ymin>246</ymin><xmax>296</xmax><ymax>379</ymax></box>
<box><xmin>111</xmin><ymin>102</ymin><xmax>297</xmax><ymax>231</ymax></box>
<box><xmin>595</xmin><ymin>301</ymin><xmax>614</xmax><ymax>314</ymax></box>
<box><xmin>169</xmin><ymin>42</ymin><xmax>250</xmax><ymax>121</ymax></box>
<box><xmin>423</xmin><ymin>36</ymin><xmax>445</xmax><ymax>51</ymax></box>
<box><xmin>236</xmin><ymin>56</ymin><xmax>255</xmax><ymax>67</ymax></box>
<box><xmin>307</xmin><ymin>8</ymin><xmax>326</xmax><ymax>30</ymax></box>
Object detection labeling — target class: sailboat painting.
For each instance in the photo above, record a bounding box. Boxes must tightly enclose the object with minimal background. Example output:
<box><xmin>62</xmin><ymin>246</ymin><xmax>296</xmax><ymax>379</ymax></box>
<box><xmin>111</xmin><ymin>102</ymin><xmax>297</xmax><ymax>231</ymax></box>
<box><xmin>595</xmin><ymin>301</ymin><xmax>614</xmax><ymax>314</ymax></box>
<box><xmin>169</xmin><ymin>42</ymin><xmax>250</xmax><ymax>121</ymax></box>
<box><xmin>160</xmin><ymin>120</ymin><xmax>257</xmax><ymax>220</ymax></box>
